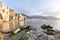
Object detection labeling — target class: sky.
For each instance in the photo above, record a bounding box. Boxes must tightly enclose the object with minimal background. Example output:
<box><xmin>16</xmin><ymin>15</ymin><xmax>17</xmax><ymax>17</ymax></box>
<box><xmin>0</xmin><ymin>0</ymin><xmax>60</xmax><ymax>17</ymax></box>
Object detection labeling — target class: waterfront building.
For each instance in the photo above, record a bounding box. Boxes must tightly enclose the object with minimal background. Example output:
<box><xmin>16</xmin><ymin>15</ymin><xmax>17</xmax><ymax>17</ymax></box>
<box><xmin>0</xmin><ymin>2</ymin><xmax>27</xmax><ymax>40</ymax></box>
<box><xmin>0</xmin><ymin>22</ymin><xmax>16</xmax><ymax>33</ymax></box>
<box><xmin>18</xmin><ymin>14</ymin><xmax>26</xmax><ymax>28</ymax></box>
<box><xmin>15</xmin><ymin>13</ymin><xmax>19</xmax><ymax>21</ymax></box>
<box><xmin>0</xmin><ymin>2</ymin><xmax>15</xmax><ymax>21</ymax></box>
<box><xmin>0</xmin><ymin>2</ymin><xmax>9</xmax><ymax>21</ymax></box>
<box><xmin>9</xmin><ymin>9</ymin><xmax>15</xmax><ymax>21</ymax></box>
<box><xmin>0</xmin><ymin>2</ymin><xmax>27</xmax><ymax>31</ymax></box>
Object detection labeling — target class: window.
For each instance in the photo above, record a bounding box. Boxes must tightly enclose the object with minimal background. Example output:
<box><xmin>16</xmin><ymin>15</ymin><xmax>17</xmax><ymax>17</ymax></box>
<box><xmin>9</xmin><ymin>16</ymin><xmax>13</xmax><ymax>21</ymax></box>
<box><xmin>7</xmin><ymin>7</ymin><xmax>8</xmax><ymax>9</ymax></box>
<box><xmin>15</xmin><ymin>14</ymin><xmax>17</xmax><ymax>16</ymax></box>
<box><xmin>2</xmin><ymin>9</ymin><xmax>5</xmax><ymax>13</ymax></box>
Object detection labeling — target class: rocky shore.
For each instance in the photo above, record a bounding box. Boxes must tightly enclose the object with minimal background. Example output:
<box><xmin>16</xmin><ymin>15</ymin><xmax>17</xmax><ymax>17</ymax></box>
<box><xmin>28</xmin><ymin>30</ymin><xmax>60</xmax><ymax>40</ymax></box>
<box><xmin>28</xmin><ymin>25</ymin><xmax>60</xmax><ymax>40</ymax></box>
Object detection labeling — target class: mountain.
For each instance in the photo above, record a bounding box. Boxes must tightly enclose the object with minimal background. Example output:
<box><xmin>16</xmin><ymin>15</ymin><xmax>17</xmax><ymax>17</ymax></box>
<box><xmin>27</xmin><ymin>15</ymin><xmax>60</xmax><ymax>20</ymax></box>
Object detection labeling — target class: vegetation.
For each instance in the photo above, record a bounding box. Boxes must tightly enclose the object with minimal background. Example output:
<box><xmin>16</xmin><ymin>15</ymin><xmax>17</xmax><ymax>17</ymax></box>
<box><xmin>47</xmin><ymin>28</ymin><xmax>54</xmax><ymax>32</ymax></box>
<box><xmin>41</xmin><ymin>24</ymin><xmax>53</xmax><ymax>29</ymax></box>
<box><xmin>25</xmin><ymin>25</ymin><xmax>31</xmax><ymax>32</ymax></box>
<box><xmin>9</xmin><ymin>31</ymin><xmax>16</xmax><ymax>38</ymax></box>
<box><xmin>9</xmin><ymin>30</ymin><xmax>20</xmax><ymax>38</ymax></box>
<box><xmin>19</xmin><ymin>25</ymin><xmax>35</xmax><ymax>40</ymax></box>
<box><xmin>41</xmin><ymin>24</ymin><xmax>47</xmax><ymax>29</ymax></box>
<box><xmin>19</xmin><ymin>35</ymin><xmax>29</xmax><ymax>40</ymax></box>
<box><xmin>41</xmin><ymin>24</ymin><xmax>54</xmax><ymax>35</ymax></box>
<box><xmin>44</xmin><ymin>31</ymin><xmax>54</xmax><ymax>35</ymax></box>
<box><xmin>9</xmin><ymin>25</ymin><xmax>31</xmax><ymax>38</ymax></box>
<box><xmin>20</xmin><ymin>25</ymin><xmax>31</xmax><ymax>32</ymax></box>
<box><xmin>19</xmin><ymin>30</ymin><xmax>34</xmax><ymax>40</ymax></box>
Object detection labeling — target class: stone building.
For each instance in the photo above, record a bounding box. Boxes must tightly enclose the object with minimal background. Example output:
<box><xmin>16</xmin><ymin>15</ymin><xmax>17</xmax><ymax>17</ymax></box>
<box><xmin>15</xmin><ymin>13</ymin><xmax>19</xmax><ymax>21</ymax></box>
<box><xmin>9</xmin><ymin>9</ymin><xmax>15</xmax><ymax>21</ymax></box>
<box><xmin>0</xmin><ymin>2</ymin><xmax>9</xmax><ymax>21</ymax></box>
<box><xmin>18</xmin><ymin>14</ymin><xmax>26</xmax><ymax>28</ymax></box>
<box><xmin>0</xmin><ymin>2</ymin><xmax>27</xmax><ymax>31</ymax></box>
<box><xmin>0</xmin><ymin>2</ymin><xmax>15</xmax><ymax>21</ymax></box>
<box><xmin>0</xmin><ymin>22</ymin><xmax>16</xmax><ymax>33</ymax></box>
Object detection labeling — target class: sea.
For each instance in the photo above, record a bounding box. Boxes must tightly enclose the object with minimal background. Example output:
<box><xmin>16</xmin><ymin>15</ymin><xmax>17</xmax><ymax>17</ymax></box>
<box><xmin>27</xmin><ymin>20</ymin><xmax>60</xmax><ymax>31</ymax></box>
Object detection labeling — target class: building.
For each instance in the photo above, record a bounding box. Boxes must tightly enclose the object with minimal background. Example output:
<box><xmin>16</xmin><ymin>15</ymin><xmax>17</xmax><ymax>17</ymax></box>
<box><xmin>0</xmin><ymin>2</ymin><xmax>15</xmax><ymax>21</ymax></box>
<box><xmin>0</xmin><ymin>2</ymin><xmax>27</xmax><ymax>30</ymax></box>
<box><xmin>15</xmin><ymin>13</ymin><xmax>19</xmax><ymax>21</ymax></box>
<box><xmin>9</xmin><ymin>9</ymin><xmax>15</xmax><ymax>21</ymax></box>
<box><xmin>18</xmin><ymin>14</ymin><xmax>26</xmax><ymax>28</ymax></box>
<box><xmin>0</xmin><ymin>2</ymin><xmax>27</xmax><ymax>40</ymax></box>
<box><xmin>0</xmin><ymin>22</ymin><xmax>16</xmax><ymax>33</ymax></box>
<box><xmin>0</xmin><ymin>2</ymin><xmax>9</xmax><ymax>21</ymax></box>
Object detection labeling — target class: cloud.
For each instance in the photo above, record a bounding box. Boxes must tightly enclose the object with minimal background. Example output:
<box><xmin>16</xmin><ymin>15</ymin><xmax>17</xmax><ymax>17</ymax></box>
<box><xmin>40</xmin><ymin>8</ymin><xmax>60</xmax><ymax>18</ymax></box>
<box><xmin>1</xmin><ymin>0</ymin><xmax>60</xmax><ymax>18</ymax></box>
<box><xmin>25</xmin><ymin>8</ymin><xmax>42</xmax><ymax>16</ymax></box>
<box><xmin>26</xmin><ymin>7</ymin><xmax>60</xmax><ymax>18</ymax></box>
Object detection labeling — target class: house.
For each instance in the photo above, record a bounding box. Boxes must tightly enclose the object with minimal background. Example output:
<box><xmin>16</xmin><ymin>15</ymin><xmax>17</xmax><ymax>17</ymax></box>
<box><xmin>18</xmin><ymin>14</ymin><xmax>27</xmax><ymax>28</ymax></box>
<box><xmin>0</xmin><ymin>2</ymin><xmax>15</xmax><ymax>21</ymax></box>
<box><xmin>9</xmin><ymin>9</ymin><xmax>15</xmax><ymax>21</ymax></box>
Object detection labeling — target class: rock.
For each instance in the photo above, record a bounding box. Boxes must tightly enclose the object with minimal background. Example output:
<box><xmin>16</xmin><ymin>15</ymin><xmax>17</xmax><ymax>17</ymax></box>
<box><xmin>14</xmin><ymin>28</ymin><xmax>20</xmax><ymax>34</ymax></box>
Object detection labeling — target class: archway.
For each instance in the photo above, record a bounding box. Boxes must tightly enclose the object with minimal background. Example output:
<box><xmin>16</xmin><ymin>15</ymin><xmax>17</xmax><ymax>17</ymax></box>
<box><xmin>0</xmin><ymin>14</ymin><xmax>3</xmax><ymax>21</ymax></box>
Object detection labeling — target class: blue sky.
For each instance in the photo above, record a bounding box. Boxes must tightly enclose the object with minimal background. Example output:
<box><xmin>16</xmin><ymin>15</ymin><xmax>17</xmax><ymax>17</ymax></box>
<box><xmin>0</xmin><ymin>0</ymin><xmax>60</xmax><ymax>17</ymax></box>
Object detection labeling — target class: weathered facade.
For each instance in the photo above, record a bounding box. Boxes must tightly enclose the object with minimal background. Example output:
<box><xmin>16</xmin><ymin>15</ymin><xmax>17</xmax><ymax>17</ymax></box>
<box><xmin>0</xmin><ymin>2</ymin><xmax>27</xmax><ymax>40</ymax></box>
<box><xmin>0</xmin><ymin>22</ymin><xmax>16</xmax><ymax>33</ymax></box>
<box><xmin>9</xmin><ymin>9</ymin><xmax>15</xmax><ymax>21</ymax></box>
<box><xmin>0</xmin><ymin>2</ymin><xmax>27</xmax><ymax>31</ymax></box>
<box><xmin>0</xmin><ymin>2</ymin><xmax>15</xmax><ymax>21</ymax></box>
<box><xmin>15</xmin><ymin>13</ymin><xmax>19</xmax><ymax>21</ymax></box>
<box><xmin>0</xmin><ymin>2</ymin><xmax>9</xmax><ymax>21</ymax></box>
<box><xmin>18</xmin><ymin>14</ymin><xmax>26</xmax><ymax>28</ymax></box>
